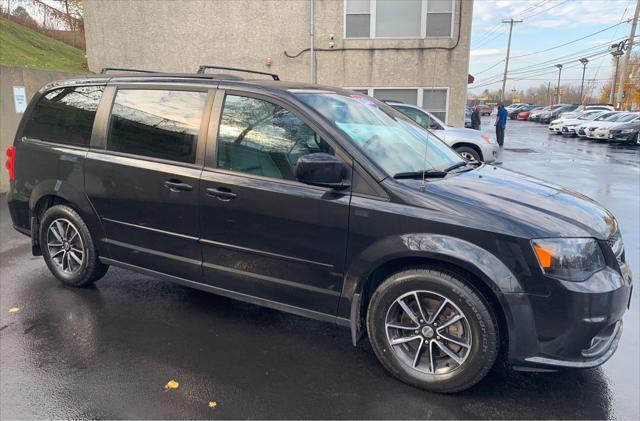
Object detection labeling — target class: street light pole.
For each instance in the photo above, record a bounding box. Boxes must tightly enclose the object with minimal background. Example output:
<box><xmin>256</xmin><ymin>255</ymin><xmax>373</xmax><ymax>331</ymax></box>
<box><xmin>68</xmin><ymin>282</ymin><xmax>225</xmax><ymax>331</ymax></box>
<box><xmin>579</xmin><ymin>58</ymin><xmax>589</xmax><ymax>106</ymax></box>
<box><xmin>555</xmin><ymin>64</ymin><xmax>563</xmax><ymax>106</ymax></box>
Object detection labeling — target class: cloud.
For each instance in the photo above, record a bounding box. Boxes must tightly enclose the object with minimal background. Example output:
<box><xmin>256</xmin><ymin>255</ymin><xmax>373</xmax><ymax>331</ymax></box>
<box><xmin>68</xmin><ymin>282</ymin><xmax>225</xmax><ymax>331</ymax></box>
<box><xmin>470</xmin><ymin>48</ymin><xmax>503</xmax><ymax>57</ymax></box>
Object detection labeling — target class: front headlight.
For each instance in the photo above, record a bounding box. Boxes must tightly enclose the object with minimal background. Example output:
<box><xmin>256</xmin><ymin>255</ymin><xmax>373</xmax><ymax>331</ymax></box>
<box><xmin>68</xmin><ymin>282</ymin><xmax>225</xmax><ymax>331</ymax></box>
<box><xmin>481</xmin><ymin>135</ymin><xmax>494</xmax><ymax>143</ymax></box>
<box><xmin>531</xmin><ymin>238</ymin><xmax>605</xmax><ymax>281</ymax></box>
<box><xmin>620</xmin><ymin>128</ymin><xmax>636</xmax><ymax>134</ymax></box>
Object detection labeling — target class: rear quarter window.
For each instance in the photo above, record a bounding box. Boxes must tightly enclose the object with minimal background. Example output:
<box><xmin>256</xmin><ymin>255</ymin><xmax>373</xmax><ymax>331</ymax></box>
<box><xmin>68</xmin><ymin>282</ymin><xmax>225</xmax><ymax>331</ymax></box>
<box><xmin>22</xmin><ymin>85</ymin><xmax>104</xmax><ymax>146</ymax></box>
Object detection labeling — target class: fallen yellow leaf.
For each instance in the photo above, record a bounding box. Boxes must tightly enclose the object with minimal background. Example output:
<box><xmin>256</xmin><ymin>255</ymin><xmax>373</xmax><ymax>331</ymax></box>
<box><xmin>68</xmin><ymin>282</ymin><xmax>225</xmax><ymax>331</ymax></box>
<box><xmin>208</xmin><ymin>401</ymin><xmax>217</xmax><ymax>408</ymax></box>
<box><xmin>8</xmin><ymin>307</ymin><xmax>20</xmax><ymax>313</ymax></box>
<box><xmin>164</xmin><ymin>380</ymin><xmax>179</xmax><ymax>390</ymax></box>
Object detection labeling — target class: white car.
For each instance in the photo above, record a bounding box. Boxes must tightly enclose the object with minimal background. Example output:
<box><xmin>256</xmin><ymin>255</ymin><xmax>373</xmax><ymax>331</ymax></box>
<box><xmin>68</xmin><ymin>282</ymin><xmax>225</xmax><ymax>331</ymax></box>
<box><xmin>590</xmin><ymin>113</ymin><xmax>640</xmax><ymax>140</ymax></box>
<box><xmin>548</xmin><ymin>110</ymin><xmax>603</xmax><ymax>134</ymax></box>
<box><xmin>576</xmin><ymin>112</ymin><xmax>627</xmax><ymax>138</ymax></box>
<box><xmin>558</xmin><ymin>105</ymin><xmax>614</xmax><ymax>119</ymax></box>
<box><xmin>389</xmin><ymin>102</ymin><xmax>500</xmax><ymax>163</ymax></box>
<box><xmin>560</xmin><ymin>110</ymin><xmax>614</xmax><ymax>136</ymax></box>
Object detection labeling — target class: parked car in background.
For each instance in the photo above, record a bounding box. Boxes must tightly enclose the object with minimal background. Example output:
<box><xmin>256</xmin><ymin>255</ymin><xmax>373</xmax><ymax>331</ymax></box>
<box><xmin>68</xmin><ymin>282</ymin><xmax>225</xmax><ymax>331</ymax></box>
<box><xmin>548</xmin><ymin>109</ymin><xmax>605</xmax><ymax>135</ymax></box>
<box><xmin>540</xmin><ymin>105</ymin><xmax>578</xmax><ymax>124</ymax></box>
<box><xmin>607</xmin><ymin>120</ymin><xmax>640</xmax><ymax>145</ymax></box>
<box><xmin>390</xmin><ymin>102</ymin><xmax>499</xmax><ymax>162</ymax></box>
<box><xmin>8</xmin><ymin>70</ymin><xmax>631</xmax><ymax>394</ymax></box>
<box><xmin>577</xmin><ymin>112</ymin><xmax>628</xmax><ymax>138</ymax></box>
<box><xmin>590</xmin><ymin>113</ymin><xmax>640</xmax><ymax>140</ymax></box>
<box><xmin>477</xmin><ymin>104</ymin><xmax>493</xmax><ymax>116</ymax></box>
<box><xmin>518</xmin><ymin>106</ymin><xmax>543</xmax><ymax>120</ymax></box>
<box><xmin>464</xmin><ymin>109</ymin><xmax>473</xmax><ymax>128</ymax></box>
<box><xmin>528</xmin><ymin>106</ymin><xmax>550</xmax><ymax>121</ymax></box>
<box><xmin>558</xmin><ymin>111</ymin><xmax>611</xmax><ymax>136</ymax></box>
<box><xmin>509</xmin><ymin>104</ymin><xmax>536</xmax><ymax>120</ymax></box>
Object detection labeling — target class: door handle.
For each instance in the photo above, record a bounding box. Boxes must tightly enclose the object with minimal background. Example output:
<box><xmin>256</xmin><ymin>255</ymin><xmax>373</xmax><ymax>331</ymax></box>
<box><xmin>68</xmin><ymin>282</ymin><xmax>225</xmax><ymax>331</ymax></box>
<box><xmin>206</xmin><ymin>187</ymin><xmax>237</xmax><ymax>201</ymax></box>
<box><xmin>164</xmin><ymin>180</ymin><xmax>193</xmax><ymax>192</ymax></box>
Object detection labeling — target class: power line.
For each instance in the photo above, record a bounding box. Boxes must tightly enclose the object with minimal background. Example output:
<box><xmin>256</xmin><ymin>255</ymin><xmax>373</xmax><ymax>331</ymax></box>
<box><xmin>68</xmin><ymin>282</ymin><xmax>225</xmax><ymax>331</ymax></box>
<box><xmin>510</xmin><ymin>18</ymin><xmax>633</xmax><ymax>59</ymax></box>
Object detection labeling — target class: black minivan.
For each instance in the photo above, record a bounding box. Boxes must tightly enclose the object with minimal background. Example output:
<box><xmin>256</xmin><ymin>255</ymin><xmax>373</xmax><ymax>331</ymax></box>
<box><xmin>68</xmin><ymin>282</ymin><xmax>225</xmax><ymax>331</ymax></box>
<box><xmin>6</xmin><ymin>67</ymin><xmax>632</xmax><ymax>393</ymax></box>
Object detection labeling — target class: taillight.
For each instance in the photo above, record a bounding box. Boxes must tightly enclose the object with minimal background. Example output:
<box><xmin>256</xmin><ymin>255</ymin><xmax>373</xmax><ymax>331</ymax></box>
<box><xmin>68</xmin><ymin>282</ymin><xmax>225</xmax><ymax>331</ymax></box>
<box><xmin>5</xmin><ymin>146</ymin><xmax>15</xmax><ymax>181</ymax></box>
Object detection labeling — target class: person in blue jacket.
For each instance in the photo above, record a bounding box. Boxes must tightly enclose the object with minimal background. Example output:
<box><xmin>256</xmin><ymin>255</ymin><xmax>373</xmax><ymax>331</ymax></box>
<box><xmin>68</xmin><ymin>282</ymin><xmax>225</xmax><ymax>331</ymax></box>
<box><xmin>495</xmin><ymin>103</ymin><xmax>508</xmax><ymax>146</ymax></box>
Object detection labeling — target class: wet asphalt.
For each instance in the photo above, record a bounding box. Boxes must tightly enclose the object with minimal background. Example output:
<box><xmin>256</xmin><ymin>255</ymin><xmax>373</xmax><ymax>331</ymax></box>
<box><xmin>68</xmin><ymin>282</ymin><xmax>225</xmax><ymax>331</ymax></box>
<box><xmin>0</xmin><ymin>118</ymin><xmax>639</xmax><ymax>419</ymax></box>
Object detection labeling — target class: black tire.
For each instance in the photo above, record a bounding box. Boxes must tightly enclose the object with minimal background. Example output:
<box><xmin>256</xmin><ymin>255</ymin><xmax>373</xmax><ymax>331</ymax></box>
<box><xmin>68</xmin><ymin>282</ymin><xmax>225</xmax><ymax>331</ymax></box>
<box><xmin>366</xmin><ymin>269</ymin><xmax>499</xmax><ymax>393</ymax></box>
<box><xmin>40</xmin><ymin>204</ymin><xmax>109</xmax><ymax>287</ymax></box>
<box><xmin>454</xmin><ymin>146</ymin><xmax>482</xmax><ymax>162</ymax></box>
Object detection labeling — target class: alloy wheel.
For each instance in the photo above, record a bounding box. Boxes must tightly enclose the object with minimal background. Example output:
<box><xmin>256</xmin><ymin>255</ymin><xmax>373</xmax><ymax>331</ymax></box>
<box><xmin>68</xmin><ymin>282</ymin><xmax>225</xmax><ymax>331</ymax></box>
<box><xmin>385</xmin><ymin>290</ymin><xmax>472</xmax><ymax>375</ymax></box>
<box><xmin>459</xmin><ymin>152</ymin><xmax>477</xmax><ymax>162</ymax></box>
<box><xmin>47</xmin><ymin>218</ymin><xmax>84</xmax><ymax>274</ymax></box>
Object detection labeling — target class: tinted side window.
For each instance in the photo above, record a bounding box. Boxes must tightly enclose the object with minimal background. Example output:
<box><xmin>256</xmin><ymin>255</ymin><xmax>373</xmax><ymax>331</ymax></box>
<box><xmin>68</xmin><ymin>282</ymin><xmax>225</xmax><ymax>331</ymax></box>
<box><xmin>216</xmin><ymin>95</ymin><xmax>334</xmax><ymax>181</ymax></box>
<box><xmin>23</xmin><ymin>85</ymin><xmax>104</xmax><ymax>146</ymax></box>
<box><xmin>108</xmin><ymin>89</ymin><xmax>207</xmax><ymax>163</ymax></box>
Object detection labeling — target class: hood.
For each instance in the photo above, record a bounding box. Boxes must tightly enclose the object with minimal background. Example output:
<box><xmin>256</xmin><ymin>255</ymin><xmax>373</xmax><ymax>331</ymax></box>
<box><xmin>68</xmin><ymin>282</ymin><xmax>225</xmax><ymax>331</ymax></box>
<box><xmin>441</xmin><ymin>126</ymin><xmax>492</xmax><ymax>143</ymax></box>
<box><xmin>610</xmin><ymin>121</ymin><xmax>640</xmax><ymax>132</ymax></box>
<box><xmin>394</xmin><ymin>165</ymin><xmax>616</xmax><ymax>239</ymax></box>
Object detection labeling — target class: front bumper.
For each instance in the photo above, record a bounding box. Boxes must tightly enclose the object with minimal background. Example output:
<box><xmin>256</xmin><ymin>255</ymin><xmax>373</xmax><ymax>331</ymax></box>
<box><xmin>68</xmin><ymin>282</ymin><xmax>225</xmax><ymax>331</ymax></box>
<box><xmin>592</xmin><ymin>130</ymin><xmax>610</xmax><ymax>139</ymax></box>
<box><xmin>507</xmin><ymin>266</ymin><xmax>632</xmax><ymax>371</ymax></box>
<box><xmin>479</xmin><ymin>142</ymin><xmax>500</xmax><ymax>163</ymax></box>
<box><xmin>561</xmin><ymin>126</ymin><xmax>577</xmax><ymax>135</ymax></box>
<box><xmin>608</xmin><ymin>132</ymin><xmax>637</xmax><ymax>143</ymax></box>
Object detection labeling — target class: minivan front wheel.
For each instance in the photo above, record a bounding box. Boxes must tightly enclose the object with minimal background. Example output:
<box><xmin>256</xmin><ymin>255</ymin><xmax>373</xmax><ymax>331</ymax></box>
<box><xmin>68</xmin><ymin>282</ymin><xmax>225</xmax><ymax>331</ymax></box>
<box><xmin>40</xmin><ymin>205</ymin><xmax>109</xmax><ymax>287</ymax></box>
<box><xmin>367</xmin><ymin>269</ymin><xmax>498</xmax><ymax>393</ymax></box>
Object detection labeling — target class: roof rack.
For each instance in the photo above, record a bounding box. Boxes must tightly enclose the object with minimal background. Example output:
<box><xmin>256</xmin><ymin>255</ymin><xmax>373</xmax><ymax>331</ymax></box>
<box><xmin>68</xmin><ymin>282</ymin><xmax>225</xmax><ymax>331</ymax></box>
<box><xmin>197</xmin><ymin>65</ymin><xmax>279</xmax><ymax>80</ymax></box>
<box><xmin>100</xmin><ymin>67</ymin><xmax>160</xmax><ymax>74</ymax></box>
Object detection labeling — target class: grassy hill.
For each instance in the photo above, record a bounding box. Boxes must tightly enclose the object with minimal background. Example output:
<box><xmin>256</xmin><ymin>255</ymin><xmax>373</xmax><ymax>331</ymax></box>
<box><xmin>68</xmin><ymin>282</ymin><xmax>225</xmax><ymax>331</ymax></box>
<box><xmin>0</xmin><ymin>16</ymin><xmax>88</xmax><ymax>73</ymax></box>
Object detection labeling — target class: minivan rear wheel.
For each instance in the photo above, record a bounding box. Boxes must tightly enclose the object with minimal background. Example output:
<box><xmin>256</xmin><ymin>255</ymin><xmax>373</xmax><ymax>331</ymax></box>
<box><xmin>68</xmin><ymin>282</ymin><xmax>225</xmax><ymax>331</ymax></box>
<box><xmin>366</xmin><ymin>269</ymin><xmax>498</xmax><ymax>393</ymax></box>
<box><xmin>40</xmin><ymin>205</ymin><xmax>109</xmax><ymax>287</ymax></box>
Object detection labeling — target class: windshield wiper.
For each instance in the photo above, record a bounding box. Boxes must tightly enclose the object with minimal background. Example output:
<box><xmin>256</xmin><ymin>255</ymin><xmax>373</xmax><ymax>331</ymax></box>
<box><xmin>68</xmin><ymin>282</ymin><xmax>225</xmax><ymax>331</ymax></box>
<box><xmin>393</xmin><ymin>169</ymin><xmax>447</xmax><ymax>179</ymax></box>
<box><xmin>444</xmin><ymin>161</ymin><xmax>480</xmax><ymax>173</ymax></box>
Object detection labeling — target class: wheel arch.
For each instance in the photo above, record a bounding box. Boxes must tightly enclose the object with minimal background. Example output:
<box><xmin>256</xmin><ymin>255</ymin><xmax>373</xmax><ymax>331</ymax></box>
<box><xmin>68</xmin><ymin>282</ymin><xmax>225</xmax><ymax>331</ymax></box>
<box><xmin>29</xmin><ymin>181</ymin><xmax>106</xmax><ymax>257</ymax></box>
<box><xmin>342</xmin><ymin>234</ymin><xmax>530</xmax><ymax>361</ymax></box>
<box><xmin>451</xmin><ymin>142</ymin><xmax>483</xmax><ymax>160</ymax></box>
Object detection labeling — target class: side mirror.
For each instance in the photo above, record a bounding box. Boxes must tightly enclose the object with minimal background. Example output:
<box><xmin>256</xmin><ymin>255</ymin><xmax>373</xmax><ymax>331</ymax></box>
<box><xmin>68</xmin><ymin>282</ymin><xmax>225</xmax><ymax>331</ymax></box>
<box><xmin>295</xmin><ymin>153</ymin><xmax>350</xmax><ymax>190</ymax></box>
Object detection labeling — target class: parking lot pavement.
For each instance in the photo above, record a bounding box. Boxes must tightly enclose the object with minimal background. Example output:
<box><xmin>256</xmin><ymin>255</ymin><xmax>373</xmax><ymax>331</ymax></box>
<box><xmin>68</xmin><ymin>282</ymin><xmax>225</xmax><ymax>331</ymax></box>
<box><xmin>1</xmin><ymin>118</ymin><xmax>638</xmax><ymax>420</ymax></box>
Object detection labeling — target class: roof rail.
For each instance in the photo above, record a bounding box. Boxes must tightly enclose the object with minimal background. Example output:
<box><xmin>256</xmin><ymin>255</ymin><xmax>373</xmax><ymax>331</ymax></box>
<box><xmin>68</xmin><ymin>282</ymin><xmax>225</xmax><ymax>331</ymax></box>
<box><xmin>100</xmin><ymin>67</ymin><xmax>160</xmax><ymax>74</ymax></box>
<box><xmin>197</xmin><ymin>65</ymin><xmax>279</xmax><ymax>80</ymax></box>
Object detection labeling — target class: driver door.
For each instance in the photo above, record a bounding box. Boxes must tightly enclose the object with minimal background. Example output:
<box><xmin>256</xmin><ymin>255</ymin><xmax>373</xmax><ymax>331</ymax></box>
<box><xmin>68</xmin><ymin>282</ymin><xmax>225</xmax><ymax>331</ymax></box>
<box><xmin>198</xmin><ymin>91</ymin><xmax>351</xmax><ymax>316</ymax></box>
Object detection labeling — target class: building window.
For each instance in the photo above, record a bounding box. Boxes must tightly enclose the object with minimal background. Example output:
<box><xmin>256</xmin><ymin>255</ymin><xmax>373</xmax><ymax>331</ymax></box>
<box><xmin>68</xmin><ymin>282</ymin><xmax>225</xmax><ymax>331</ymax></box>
<box><xmin>349</xmin><ymin>87</ymin><xmax>448</xmax><ymax>122</ymax></box>
<box><xmin>423</xmin><ymin>89</ymin><xmax>448</xmax><ymax>122</ymax></box>
<box><xmin>108</xmin><ymin>89</ymin><xmax>207</xmax><ymax>163</ymax></box>
<box><xmin>345</xmin><ymin>0</ymin><xmax>453</xmax><ymax>39</ymax></box>
<box><xmin>345</xmin><ymin>0</ymin><xmax>371</xmax><ymax>37</ymax></box>
<box><xmin>372</xmin><ymin>89</ymin><xmax>418</xmax><ymax>106</ymax></box>
<box><xmin>426</xmin><ymin>0</ymin><xmax>453</xmax><ymax>36</ymax></box>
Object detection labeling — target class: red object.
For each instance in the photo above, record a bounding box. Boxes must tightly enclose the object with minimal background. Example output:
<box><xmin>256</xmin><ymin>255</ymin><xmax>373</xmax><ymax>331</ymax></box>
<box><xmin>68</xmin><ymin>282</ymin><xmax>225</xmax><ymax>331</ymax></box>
<box><xmin>517</xmin><ymin>111</ymin><xmax>531</xmax><ymax>120</ymax></box>
<box><xmin>468</xmin><ymin>74</ymin><xmax>475</xmax><ymax>84</ymax></box>
<box><xmin>5</xmin><ymin>146</ymin><xmax>15</xmax><ymax>181</ymax></box>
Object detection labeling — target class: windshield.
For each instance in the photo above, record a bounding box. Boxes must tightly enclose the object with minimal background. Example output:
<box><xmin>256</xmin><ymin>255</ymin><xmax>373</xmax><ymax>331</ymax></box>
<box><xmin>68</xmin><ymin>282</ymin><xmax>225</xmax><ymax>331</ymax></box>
<box><xmin>596</xmin><ymin>112</ymin><xmax>617</xmax><ymax>121</ymax></box>
<box><xmin>616</xmin><ymin>113</ymin><xmax>638</xmax><ymax>122</ymax></box>
<box><xmin>604</xmin><ymin>113</ymin><xmax>628</xmax><ymax>122</ymax></box>
<box><xmin>578</xmin><ymin>112</ymin><xmax>603</xmax><ymax>120</ymax></box>
<box><xmin>295</xmin><ymin>92</ymin><xmax>464</xmax><ymax>176</ymax></box>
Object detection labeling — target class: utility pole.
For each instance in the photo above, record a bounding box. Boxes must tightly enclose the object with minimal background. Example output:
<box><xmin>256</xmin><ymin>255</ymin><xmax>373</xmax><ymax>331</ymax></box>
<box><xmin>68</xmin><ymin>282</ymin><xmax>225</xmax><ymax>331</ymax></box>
<box><xmin>555</xmin><ymin>64</ymin><xmax>563</xmax><ymax>105</ymax></box>
<box><xmin>499</xmin><ymin>18</ymin><xmax>523</xmax><ymax>103</ymax></box>
<box><xmin>610</xmin><ymin>49</ymin><xmax>624</xmax><ymax>106</ymax></box>
<box><xmin>579</xmin><ymin>58</ymin><xmax>589</xmax><ymax>106</ymax></box>
<box><xmin>616</xmin><ymin>0</ymin><xmax>640</xmax><ymax>110</ymax></box>
<box><xmin>547</xmin><ymin>81</ymin><xmax>551</xmax><ymax>106</ymax></box>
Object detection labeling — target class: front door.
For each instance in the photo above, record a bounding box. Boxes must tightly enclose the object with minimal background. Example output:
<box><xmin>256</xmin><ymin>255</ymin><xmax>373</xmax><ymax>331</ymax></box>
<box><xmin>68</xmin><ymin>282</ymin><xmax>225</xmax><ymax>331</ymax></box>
<box><xmin>199</xmin><ymin>92</ymin><xmax>350</xmax><ymax>316</ymax></box>
<box><xmin>85</xmin><ymin>87</ymin><xmax>210</xmax><ymax>280</ymax></box>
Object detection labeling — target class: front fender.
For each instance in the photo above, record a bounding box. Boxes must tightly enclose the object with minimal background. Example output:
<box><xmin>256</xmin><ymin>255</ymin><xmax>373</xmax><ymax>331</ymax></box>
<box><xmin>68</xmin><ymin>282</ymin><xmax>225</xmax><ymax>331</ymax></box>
<box><xmin>340</xmin><ymin>233</ymin><xmax>537</xmax><ymax>358</ymax></box>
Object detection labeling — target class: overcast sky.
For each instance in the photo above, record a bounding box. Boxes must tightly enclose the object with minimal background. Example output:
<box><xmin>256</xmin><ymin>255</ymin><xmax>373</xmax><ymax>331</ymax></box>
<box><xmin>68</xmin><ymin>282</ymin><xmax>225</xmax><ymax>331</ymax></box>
<box><xmin>469</xmin><ymin>0</ymin><xmax>638</xmax><ymax>96</ymax></box>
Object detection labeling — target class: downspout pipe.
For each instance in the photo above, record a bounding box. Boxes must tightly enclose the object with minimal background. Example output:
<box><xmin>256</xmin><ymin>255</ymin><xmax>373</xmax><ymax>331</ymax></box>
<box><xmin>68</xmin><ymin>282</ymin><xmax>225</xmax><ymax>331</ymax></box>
<box><xmin>309</xmin><ymin>0</ymin><xmax>316</xmax><ymax>84</ymax></box>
